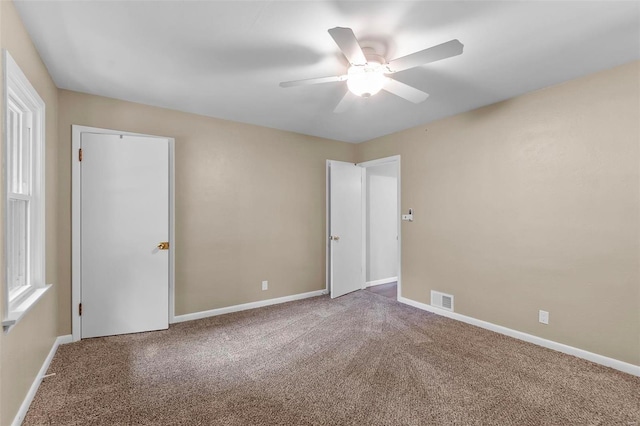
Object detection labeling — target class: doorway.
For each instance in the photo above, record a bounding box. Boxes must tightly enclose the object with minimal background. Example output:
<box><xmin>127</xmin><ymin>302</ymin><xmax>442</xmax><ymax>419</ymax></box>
<box><xmin>364</xmin><ymin>161</ymin><xmax>398</xmax><ymax>300</ymax></box>
<box><xmin>71</xmin><ymin>126</ymin><xmax>175</xmax><ymax>341</ymax></box>
<box><xmin>326</xmin><ymin>156</ymin><xmax>401</xmax><ymax>300</ymax></box>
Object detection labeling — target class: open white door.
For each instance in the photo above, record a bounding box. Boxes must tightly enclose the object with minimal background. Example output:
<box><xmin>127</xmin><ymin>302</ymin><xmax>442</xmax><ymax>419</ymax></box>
<box><xmin>329</xmin><ymin>160</ymin><xmax>364</xmax><ymax>298</ymax></box>
<box><xmin>80</xmin><ymin>133</ymin><xmax>169</xmax><ymax>338</ymax></box>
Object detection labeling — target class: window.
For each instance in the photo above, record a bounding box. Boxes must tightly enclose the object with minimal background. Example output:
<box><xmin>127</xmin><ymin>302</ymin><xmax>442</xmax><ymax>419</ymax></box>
<box><xmin>2</xmin><ymin>49</ymin><xmax>49</xmax><ymax>331</ymax></box>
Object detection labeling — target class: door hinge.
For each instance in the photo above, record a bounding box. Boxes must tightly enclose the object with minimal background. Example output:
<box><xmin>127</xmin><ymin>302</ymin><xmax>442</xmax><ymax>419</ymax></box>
<box><xmin>78</xmin><ymin>148</ymin><xmax>83</xmax><ymax>162</ymax></box>
<box><xmin>79</xmin><ymin>303</ymin><xmax>82</xmax><ymax>316</ymax></box>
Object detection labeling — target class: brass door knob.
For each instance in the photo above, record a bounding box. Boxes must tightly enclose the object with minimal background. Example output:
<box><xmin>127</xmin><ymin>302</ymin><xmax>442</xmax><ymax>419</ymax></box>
<box><xmin>157</xmin><ymin>242</ymin><xmax>170</xmax><ymax>250</ymax></box>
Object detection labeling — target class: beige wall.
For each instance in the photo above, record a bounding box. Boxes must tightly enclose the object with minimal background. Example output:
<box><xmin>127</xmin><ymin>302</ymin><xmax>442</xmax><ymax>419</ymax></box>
<box><xmin>0</xmin><ymin>0</ymin><xmax>60</xmax><ymax>424</ymax></box>
<box><xmin>357</xmin><ymin>60</ymin><xmax>640</xmax><ymax>366</ymax></box>
<box><xmin>57</xmin><ymin>90</ymin><xmax>356</xmax><ymax>332</ymax></box>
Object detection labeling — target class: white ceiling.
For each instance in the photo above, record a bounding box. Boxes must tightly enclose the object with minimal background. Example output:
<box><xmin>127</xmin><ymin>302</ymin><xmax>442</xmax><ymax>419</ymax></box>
<box><xmin>14</xmin><ymin>1</ymin><xmax>640</xmax><ymax>143</ymax></box>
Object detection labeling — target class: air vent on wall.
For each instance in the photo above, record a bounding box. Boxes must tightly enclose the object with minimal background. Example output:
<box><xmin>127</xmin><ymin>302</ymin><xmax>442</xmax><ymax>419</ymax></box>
<box><xmin>431</xmin><ymin>290</ymin><xmax>454</xmax><ymax>312</ymax></box>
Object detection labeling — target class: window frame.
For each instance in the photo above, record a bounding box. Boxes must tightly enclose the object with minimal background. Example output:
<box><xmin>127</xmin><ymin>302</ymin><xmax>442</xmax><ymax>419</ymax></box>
<box><xmin>2</xmin><ymin>49</ymin><xmax>49</xmax><ymax>332</ymax></box>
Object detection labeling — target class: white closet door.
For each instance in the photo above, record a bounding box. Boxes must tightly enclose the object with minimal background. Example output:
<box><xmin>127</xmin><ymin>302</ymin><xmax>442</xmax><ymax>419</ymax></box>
<box><xmin>81</xmin><ymin>132</ymin><xmax>169</xmax><ymax>338</ymax></box>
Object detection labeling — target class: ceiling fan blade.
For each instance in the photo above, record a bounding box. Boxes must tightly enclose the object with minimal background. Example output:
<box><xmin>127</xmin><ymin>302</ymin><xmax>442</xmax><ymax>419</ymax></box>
<box><xmin>334</xmin><ymin>91</ymin><xmax>357</xmax><ymax>113</ymax></box>
<box><xmin>328</xmin><ymin>27</ymin><xmax>367</xmax><ymax>66</ymax></box>
<box><xmin>386</xmin><ymin>39</ymin><xmax>464</xmax><ymax>73</ymax></box>
<box><xmin>383</xmin><ymin>78</ymin><xmax>429</xmax><ymax>104</ymax></box>
<box><xmin>280</xmin><ymin>75</ymin><xmax>347</xmax><ymax>88</ymax></box>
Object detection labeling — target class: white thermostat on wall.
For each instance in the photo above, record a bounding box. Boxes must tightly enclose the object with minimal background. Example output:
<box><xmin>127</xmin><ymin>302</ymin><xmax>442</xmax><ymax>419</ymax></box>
<box><xmin>402</xmin><ymin>208</ymin><xmax>414</xmax><ymax>222</ymax></box>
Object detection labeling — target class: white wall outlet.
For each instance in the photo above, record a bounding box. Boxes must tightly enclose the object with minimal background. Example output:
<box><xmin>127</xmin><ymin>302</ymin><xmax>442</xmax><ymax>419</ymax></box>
<box><xmin>539</xmin><ymin>310</ymin><xmax>549</xmax><ymax>325</ymax></box>
<box><xmin>261</xmin><ymin>280</ymin><xmax>268</xmax><ymax>291</ymax></box>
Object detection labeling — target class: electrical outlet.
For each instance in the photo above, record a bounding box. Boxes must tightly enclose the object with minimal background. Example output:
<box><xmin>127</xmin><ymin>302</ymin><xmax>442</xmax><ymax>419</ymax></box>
<box><xmin>539</xmin><ymin>310</ymin><xmax>549</xmax><ymax>325</ymax></box>
<box><xmin>261</xmin><ymin>280</ymin><xmax>268</xmax><ymax>291</ymax></box>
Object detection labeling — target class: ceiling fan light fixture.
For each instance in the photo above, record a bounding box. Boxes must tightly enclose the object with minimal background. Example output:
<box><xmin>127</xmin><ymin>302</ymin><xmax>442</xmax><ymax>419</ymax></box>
<box><xmin>279</xmin><ymin>27</ymin><xmax>459</xmax><ymax>111</ymax></box>
<box><xmin>346</xmin><ymin>63</ymin><xmax>385</xmax><ymax>98</ymax></box>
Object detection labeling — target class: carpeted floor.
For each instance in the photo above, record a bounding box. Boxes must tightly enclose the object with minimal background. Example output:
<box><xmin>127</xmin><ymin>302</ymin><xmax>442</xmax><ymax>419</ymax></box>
<box><xmin>25</xmin><ymin>290</ymin><xmax>639</xmax><ymax>425</ymax></box>
<box><xmin>364</xmin><ymin>282</ymin><xmax>397</xmax><ymax>300</ymax></box>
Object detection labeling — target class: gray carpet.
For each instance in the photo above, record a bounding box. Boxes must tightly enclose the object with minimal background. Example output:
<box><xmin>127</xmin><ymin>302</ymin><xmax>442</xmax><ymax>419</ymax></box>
<box><xmin>25</xmin><ymin>290</ymin><xmax>640</xmax><ymax>425</ymax></box>
<box><xmin>364</xmin><ymin>282</ymin><xmax>397</xmax><ymax>300</ymax></box>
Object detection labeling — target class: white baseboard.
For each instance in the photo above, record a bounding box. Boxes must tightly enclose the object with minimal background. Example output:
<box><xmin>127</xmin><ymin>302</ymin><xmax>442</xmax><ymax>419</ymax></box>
<box><xmin>366</xmin><ymin>276</ymin><xmax>398</xmax><ymax>287</ymax></box>
<box><xmin>172</xmin><ymin>289</ymin><xmax>327</xmax><ymax>324</ymax></box>
<box><xmin>12</xmin><ymin>334</ymin><xmax>72</xmax><ymax>426</ymax></box>
<box><xmin>398</xmin><ymin>296</ymin><xmax>640</xmax><ymax>377</ymax></box>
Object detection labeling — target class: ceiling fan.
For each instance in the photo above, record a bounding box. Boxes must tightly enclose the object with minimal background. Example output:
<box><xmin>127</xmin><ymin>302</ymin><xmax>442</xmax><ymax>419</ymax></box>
<box><xmin>280</xmin><ymin>27</ymin><xmax>464</xmax><ymax>113</ymax></box>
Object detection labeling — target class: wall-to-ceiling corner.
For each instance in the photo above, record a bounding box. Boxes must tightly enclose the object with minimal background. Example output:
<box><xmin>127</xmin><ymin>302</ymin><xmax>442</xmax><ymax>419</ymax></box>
<box><xmin>0</xmin><ymin>0</ymin><xmax>60</xmax><ymax>424</ymax></box>
<box><xmin>355</xmin><ymin>60</ymin><xmax>640</xmax><ymax>367</ymax></box>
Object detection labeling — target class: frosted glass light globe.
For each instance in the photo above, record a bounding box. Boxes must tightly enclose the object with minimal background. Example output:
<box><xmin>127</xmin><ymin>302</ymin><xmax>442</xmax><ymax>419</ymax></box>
<box><xmin>347</xmin><ymin>62</ymin><xmax>385</xmax><ymax>98</ymax></box>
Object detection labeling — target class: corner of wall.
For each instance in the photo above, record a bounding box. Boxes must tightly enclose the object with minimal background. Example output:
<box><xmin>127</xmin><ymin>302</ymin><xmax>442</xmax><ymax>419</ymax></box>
<box><xmin>0</xmin><ymin>0</ymin><xmax>61</xmax><ymax>423</ymax></box>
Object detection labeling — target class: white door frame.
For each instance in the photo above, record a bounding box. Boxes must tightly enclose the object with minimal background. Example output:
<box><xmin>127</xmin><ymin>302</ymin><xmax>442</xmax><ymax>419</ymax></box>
<box><xmin>325</xmin><ymin>155</ymin><xmax>401</xmax><ymax>299</ymax></box>
<box><xmin>326</xmin><ymin>160</ymin><xmax>331</xmax><ymax>294</ymax></box>
<box><xmin>71</xmin><ymin>125</ymin><xmax>175</xmax><ymax>342</ymax></box>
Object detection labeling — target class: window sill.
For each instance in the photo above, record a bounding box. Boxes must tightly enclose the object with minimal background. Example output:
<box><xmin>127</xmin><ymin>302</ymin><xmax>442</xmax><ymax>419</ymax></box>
<box><xmin>2</xmin><ymin>284</ymin><xmax>52</xmax><ymax>333</ymax></box>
